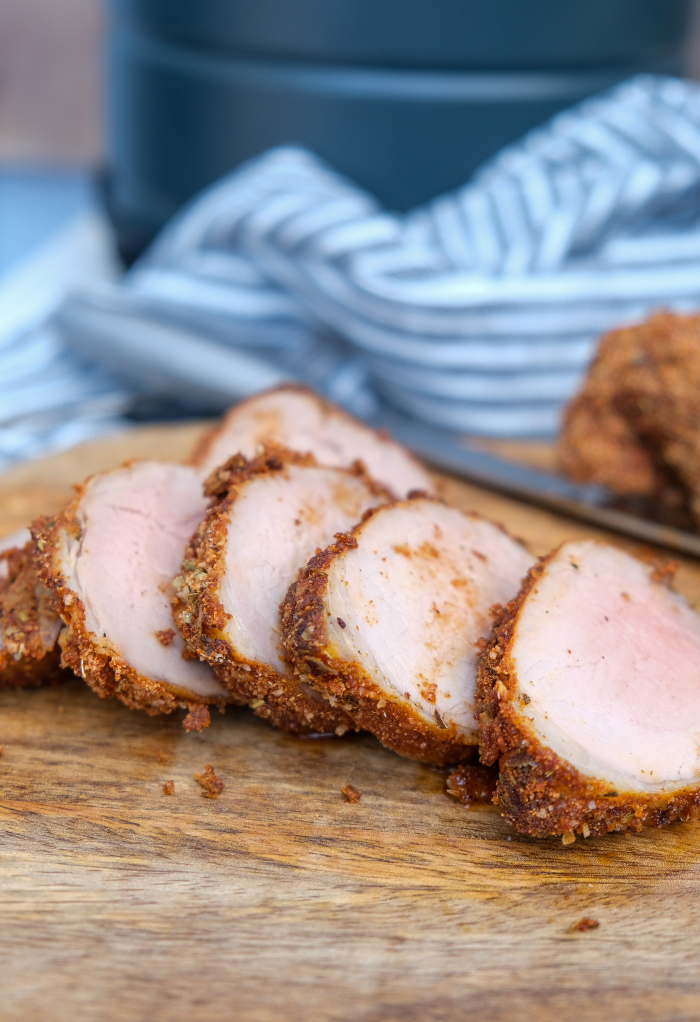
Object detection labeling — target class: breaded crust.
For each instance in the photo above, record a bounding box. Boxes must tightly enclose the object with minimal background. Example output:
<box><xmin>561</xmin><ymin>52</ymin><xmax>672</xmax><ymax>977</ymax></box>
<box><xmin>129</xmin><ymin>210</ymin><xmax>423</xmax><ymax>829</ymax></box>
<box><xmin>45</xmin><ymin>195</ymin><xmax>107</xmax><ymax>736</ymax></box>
<box><xmin>173</xmin><ymin>445</ymin><xmax>376</xmax><ymax>735</ymax></box>
<box><xmin>280</xmin><ymin>500</ymin><xmax>482</xmax><ymax>767</ymax></box>
<box><xmin>558</xmin><ymin>395</ymin><xmax>663</xmax><ymax>497</ymax></box>
<box><xmin>31</xmin><ymin>503</ymin><xmax>214</xmax><ymax>716</ymax></box>
<box><xmin>0</xmin><ymin>543</ymin><xmax>65</xmax><ymax>689</ymax></box>
<box><xmin>476</xmin><ymin>551</ymin><xmax>700</xmax><ymax>839</ymax></box>
<box><xmin>0</xmin><ymin>650</ymin><xmax>63</xmax><ymax>690</ymax></box>
<box><xmin>612</xmin><ymin>313</ymin><xmax>700</xmax><ymax>524</ymax></box>
<box><xmin>557</xmin><ymin>317</ymin><xmax>674</xmax><ymax>498</ymax></box>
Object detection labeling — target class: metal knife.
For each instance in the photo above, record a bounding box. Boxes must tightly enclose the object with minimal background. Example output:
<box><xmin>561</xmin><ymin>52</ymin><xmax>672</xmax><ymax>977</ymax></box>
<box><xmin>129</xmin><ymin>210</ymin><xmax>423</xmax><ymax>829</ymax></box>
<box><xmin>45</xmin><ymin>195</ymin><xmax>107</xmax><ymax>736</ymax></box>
<box><xmin>377</xmin><ymin>410</ymin><xmax>700</xmax><ymax>559</ymax></box>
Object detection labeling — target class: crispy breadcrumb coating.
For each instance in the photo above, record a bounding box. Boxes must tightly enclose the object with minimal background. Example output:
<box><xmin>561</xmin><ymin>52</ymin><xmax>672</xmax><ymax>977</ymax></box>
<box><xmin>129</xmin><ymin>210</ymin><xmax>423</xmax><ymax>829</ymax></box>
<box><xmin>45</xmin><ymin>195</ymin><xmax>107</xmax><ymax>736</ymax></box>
<box><xmin>0</xmin><ymin>542</ymin><xmax>64</xmax><ymax>689</ymax></box>
<box><xmin>477</xmin><ymin>549</ymin><xmax>700</xmax><ymax>839</ymax></box>
<box><xmin>557</xmin><ymin>313</ymin><xmax>683</xmax><ymax>499</ymax></box>
<box><xmin>174</xmin><ymin>445</ymin><xmax>386</xmax><ymax>735</ymax></box>
<box><xmin>558</xmin><ymin>312</ymin><xmax>700</xmax><ymax>525</ymax></box>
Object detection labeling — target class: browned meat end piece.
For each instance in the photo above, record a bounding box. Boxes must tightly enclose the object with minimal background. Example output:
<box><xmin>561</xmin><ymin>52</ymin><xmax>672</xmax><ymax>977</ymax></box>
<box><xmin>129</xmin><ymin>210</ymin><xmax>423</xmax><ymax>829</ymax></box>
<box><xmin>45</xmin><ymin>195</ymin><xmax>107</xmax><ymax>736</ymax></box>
<box><xmin>191</xmin><ymin>383</ymin><xmax>431</xmax><ymax>498</ymax></box>
<box><xmin>612</xmin><ymin>313</ymin><xmax>700</xmax><ymax>524</ymax></box>
<box><xmin>477</xmin><ymin>539</ymin><xmax>700</xmax><ymax>841</ymax></box>
<box><xmin>32</xmin><ymin>461</ymin><xmax>228</xmax><ymax>715</ymax></box>
<box><xmin>0</xmin><ymin>530</ymin><xmax>64</xmax><ymax>689</ymax></box>
<box><xmin>557</xmin><ymin>316</ymin><xmax>674</xmax><ymax>498</ymax></box>
<box><xmin>558</xmin><ymin>396</ymin><xmax>663</xmax><ymax>497</ymax></box>
<box><xmin>281</xmin><ymin>496</ymin><xmax>533</xmax><ymax>766</ymax></box>
<box><xmin>173</xmin><ymin>445</ymin><xmax>389</xmax><ymax>735</ymax></box>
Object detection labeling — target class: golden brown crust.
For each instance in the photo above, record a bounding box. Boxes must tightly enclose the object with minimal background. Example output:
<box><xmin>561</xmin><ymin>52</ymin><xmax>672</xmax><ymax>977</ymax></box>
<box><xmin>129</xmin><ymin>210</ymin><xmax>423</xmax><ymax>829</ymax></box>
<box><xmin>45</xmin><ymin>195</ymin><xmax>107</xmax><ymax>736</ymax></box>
<box><xmin>557</xmin><ymin>312</ymin><xmax>700</xmax><ymax>533</ymax></box>
<box><xmin>202</xmin><ymin>444</ymin><xmax>316</xmax><ymax>500</ymax></box>
<box><xmin>445</xmin><ymin>764</ymin><xmax>497</xmax><ymax>805</ymax></box>
<box><xmin>31</xmin><ymin>499</ymin><xmax>213</xmax><ymax>717</ymax></box>
<box><xmin>173</xmin><ymin>445</ymin><xmax>371</xmax><ymax>735</ymax></box>
<box><xmin>558</xmin><ymin>395</ymin><xmax>663</xmax><ymax>497</ymax></box>
<box><xmin>0</xmin><ymin>543</ymin><xmax>66</xmax><ymax>690</ymax></box>
<box><xmin>476</xmin><ymin>548</ymin><xmax>700</xmax><ymax>839</ymax></box>
<box><xmin>280</xmin><ymin>497</ymin><xmax>488</xmax><ymax>767</ymax></box>
<box><xmin>611</xmin><ymin>313</ymin><xmax>700</xmax><ymax>524</ymax></box>
<box><xmin>557</xmin><ymin>317</ymin><xmax>675</xmax><ymax>498</ymax></box>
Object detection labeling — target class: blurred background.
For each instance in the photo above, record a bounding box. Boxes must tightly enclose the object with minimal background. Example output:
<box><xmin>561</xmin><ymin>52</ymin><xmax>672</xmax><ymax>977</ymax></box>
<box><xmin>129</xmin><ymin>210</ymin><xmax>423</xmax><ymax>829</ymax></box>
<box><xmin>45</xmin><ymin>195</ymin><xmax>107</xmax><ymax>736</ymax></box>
<box><xmin>2</xmin><ymin>0</ymin><xmax>700</xmax><ymax>264</ymax></box>
<box><xmin>3</xmin><ymin>0</ymin><xmax>700</xmax><ymax>471</ymax></box>
<box><xmin>0</xmin><ymin>0</ymin><xmax>696</xmax><ymax>171</ymax></box>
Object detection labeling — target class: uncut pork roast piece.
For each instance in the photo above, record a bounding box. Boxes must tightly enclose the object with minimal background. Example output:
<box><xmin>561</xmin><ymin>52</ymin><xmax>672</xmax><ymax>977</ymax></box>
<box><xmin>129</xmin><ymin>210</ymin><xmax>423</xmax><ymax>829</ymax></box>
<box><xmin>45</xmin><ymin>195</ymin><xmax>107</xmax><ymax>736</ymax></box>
<box><xmin>477</xmin><ymin>539</ymin><xmax>700</xmax><ymax>842</ymax></box>
<box><xmin>0</xmin><ymin>528</ymin><xmax>64</xmax><ymax>689</ymax></box>
<box><xmin>192</xmin><ymin>384</ymin><xmax>431</xmax><ymax>497</ymax></box>
<box><xmin>33</xmin><ymin>461</ymin><xmax>228</xmax><ymax>718</ymax></box>
<box><xmin>173</xmin><ymin>446</ymin><xmax>389</xmax><ymax>735</ymax></box>
<box><xmin>557</xmin><ymin>315</ymin><xmax>677</xmax><ymax>501</ymax></box>
<box><xmin>613</xmin><ymin>312</ymin><xmax>700</xmax><ymax>525</ymax></box>
<box><xmin>281</xmin><ymin>497</ymin><xmax>533</xmax><ymax>766</ymax></box>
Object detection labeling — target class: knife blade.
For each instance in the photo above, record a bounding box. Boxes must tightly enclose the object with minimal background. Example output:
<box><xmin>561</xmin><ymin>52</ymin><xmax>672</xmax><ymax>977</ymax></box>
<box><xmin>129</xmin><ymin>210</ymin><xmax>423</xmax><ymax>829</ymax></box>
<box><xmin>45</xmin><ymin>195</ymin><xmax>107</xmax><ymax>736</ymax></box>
<box><xmin>377</xmin><ymin>410</ymin><xmax>700</xmax><ymax>559</ymax></box>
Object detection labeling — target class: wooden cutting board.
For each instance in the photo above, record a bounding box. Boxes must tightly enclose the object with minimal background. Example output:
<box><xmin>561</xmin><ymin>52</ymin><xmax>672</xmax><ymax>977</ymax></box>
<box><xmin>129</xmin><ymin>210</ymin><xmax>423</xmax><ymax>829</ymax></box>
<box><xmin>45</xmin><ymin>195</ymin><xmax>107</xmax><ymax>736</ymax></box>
<box><xmin>2</xmin><ymin>423</ymin><xmax>700</xmax><ymax>1022</ymax></box>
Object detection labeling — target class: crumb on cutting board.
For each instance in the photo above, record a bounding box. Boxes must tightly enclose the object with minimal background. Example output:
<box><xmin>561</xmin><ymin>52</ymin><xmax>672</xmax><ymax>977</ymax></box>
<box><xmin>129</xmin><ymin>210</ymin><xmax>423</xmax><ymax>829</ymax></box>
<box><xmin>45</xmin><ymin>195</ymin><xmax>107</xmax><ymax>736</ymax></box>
<box><xmin>163</xmin><ymin>780</ymin><xmax>175</xmax><ymax>796</ymax></box>
<box><xmin>183</xmin><ymin>704</ymin><xmax>211</xmax><ymax>732</ymax></box>
<box><xmin>570</xmin><ymin>918</ymin><xmax>600</xmax><ymax>932</ymax></box>
<box><xmin>194</xmin><ymin>764</ymin><xmax>224</xmax><ymax>799</ymax></box>
<box><xmin>341</xmin><ymin>784</ymin><xmax>362</xmax><ymax>803</ymax></box>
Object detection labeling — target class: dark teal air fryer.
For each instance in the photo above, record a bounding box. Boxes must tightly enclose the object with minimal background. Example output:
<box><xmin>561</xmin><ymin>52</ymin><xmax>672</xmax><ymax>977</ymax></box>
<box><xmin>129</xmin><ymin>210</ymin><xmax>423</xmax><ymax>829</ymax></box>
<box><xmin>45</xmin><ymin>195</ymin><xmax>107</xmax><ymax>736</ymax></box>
<box><xmin>105</xmin><ymin>0</ymin><xmax>693</xmax><ymax>262</ymax></box>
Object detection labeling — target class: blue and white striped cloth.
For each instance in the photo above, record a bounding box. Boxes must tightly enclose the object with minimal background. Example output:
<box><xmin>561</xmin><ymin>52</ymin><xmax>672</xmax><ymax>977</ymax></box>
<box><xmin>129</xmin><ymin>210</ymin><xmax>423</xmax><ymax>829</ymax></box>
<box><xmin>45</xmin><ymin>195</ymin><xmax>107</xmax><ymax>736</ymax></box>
<box><xmin>51</xmin><ymin>74</ymin><xmax>700</xmax><ymax>438</ymax></box>
<box><xmin>0</xmin><ymin>198</ymin><xmax>129</xmax><ymax>473</ymax></box>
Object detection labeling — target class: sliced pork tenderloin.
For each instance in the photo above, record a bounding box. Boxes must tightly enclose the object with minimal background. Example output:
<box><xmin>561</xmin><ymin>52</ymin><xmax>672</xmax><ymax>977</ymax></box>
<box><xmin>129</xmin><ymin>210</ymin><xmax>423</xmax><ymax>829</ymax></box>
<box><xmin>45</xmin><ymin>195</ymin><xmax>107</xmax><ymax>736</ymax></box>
<box><xmin>281</xmin><ymin>497</ymin><xmax>533</xmax><ymax>765</ymax></box>
<box><xmin>192</xmin><ymin>383</ymin><xmax>431</xmax><ymax>497</ymax></box>
<box><xmin>32</xmin><ymin>461</ymin><xmax>228</xmax><ymax>717</ymax></box>
<box><xmin>0</xmin><ymin>530</ymin><xmax>64</xmax><ymax>689</ymax></box>
<box><xmin>477</xmin><ymin>539</ymin><xmax>700</xmax><ymax>841</ymax></box>
<box><xmin>173</xmin><ymin>446</ymin><xmax>389</xmax><ymax>735</ymax></box>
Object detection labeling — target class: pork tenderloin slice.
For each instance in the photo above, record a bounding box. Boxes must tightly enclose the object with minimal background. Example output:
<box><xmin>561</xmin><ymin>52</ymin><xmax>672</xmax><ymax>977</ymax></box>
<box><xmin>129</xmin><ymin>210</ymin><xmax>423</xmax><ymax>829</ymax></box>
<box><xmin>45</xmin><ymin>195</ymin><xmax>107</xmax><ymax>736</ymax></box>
<box><xmin>33</xmin><ymin>461</ymin><xmax>227</xmax><ymax>714</ymax></box>
<box><xmin>192</xmin><ymin>383</ymin><xmax>431</xmax><ymax>497</ymax></box>
<box><xmin>0</xmin><ymin>539</ymin><xmax>64</xmax><ymax>689</ymax></box>
<box><xmin>281</xmin><ymin>497</ymin><xmax>533</xmax><ymax>765</ymax></box>
<box><xmin>478</xmin><ymin>539</ymin><xmax>700</xmax><ymax>840</ymax></box>
<box><xmin>174</xmin><ymin>447</ymin><xmax>388</xmax><ymax>734</ymax></box>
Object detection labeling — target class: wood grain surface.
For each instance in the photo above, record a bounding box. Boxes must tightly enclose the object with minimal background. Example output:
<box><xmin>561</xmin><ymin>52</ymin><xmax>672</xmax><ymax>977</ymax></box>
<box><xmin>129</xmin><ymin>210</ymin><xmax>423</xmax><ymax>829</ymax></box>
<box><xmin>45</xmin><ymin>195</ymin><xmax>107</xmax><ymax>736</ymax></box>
<box><xmin>2</xmin><ymin>423</ymin><xmax>700</xmax><ymax>1022</ymax></box>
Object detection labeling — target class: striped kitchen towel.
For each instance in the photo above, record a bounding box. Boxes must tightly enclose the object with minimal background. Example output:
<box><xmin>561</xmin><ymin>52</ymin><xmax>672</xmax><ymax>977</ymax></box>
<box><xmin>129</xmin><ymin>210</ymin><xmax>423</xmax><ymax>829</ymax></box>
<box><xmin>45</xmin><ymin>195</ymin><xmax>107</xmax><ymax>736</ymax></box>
<box><xmin>57</xmin><ymin>74</ymin><xmax>700</xmax><ymax>437</ymax></box>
